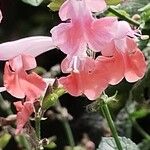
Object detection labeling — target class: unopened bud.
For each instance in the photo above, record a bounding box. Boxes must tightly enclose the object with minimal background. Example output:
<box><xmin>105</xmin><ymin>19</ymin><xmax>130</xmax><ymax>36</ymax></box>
<box><xmin>132</xmin><ymin>14</ymin><xmax>141</xmax><ymax>21</ymax></box>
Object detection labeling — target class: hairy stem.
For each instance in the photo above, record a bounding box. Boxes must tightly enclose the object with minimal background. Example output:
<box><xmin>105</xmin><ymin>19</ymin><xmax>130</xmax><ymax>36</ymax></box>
<box><xmin>108</xmin><ymin>6</ymin><xmax>140</xmax><ymax>26</ymax></box>
<box><xmin>101</xmin><ymin>101</ymin><xmax>123</xmax><ymax>150</ymax></box>
<box><xmin>62</xmin><ymin>119</ymin><xmax>75</xmax><ymax>149</ymax></box>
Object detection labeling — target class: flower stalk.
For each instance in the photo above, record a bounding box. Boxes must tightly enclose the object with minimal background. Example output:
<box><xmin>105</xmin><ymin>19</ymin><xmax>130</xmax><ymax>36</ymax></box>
<box><xmin>62</xmin><ymin>119</ymin><xmax>75</xmax><ymax>149</ymax></box>
<box><xmin>108</xmin><ymin>6</ymin><xmax>140</xmax><ymax>27</ymax></box>
<box><xmin>100</xmin><ymin>98</ymin><xmax>123</xmax><ymax>150</ymax></box>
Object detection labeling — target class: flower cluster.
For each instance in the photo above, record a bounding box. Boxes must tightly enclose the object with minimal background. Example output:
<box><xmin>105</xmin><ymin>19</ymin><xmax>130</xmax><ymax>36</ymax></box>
<box><xmin>53</xmin><ymin>0</ymin><xmax>146</xmax><ymax>100</ymax></box>
<box><xmin>0</xmin><ymin>0</ymin><xmax>146</xmax><ymax>133</ymax></box>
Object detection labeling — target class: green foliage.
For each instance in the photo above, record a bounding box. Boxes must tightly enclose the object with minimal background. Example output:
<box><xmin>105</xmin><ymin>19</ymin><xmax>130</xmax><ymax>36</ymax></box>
<box><xmin>130</xmin><ymin>106</ymin><xmax>150</xmax><ymax>120</ymax></box>
<box><xmin>138</xmin><ymin>139</ymin><xmax>150</xmax><ymax>150</ymax></box>
<box><xmin>97</xmin><ymin>137</ymin><xmax>139</xmax><ymax>150</ymax></box>
<box><xmin>42</xmin><ymin>88</ymin><xmax>66</xmax><ymax>110</ymax></box>
<box><xmin>106</xmin><ymin>0</ymin><xmax>121</xmax><ymax>5</ymax></box>
<box><xmin>0</xmin><ymin>133</ymin><xmax>11</xmax><ymax>150</ymax></box>
<box><xmin>48</xmin><ymin>0</ymin><xmax>65</xmax><ymax>11</ymax></box>
<box><xmin>44</xmin><ymin>142</ymin><xmax>56</xmax><ymax>149</ymax></box>
<box><xmin>21</xmin><ymin>0</ymin><xmax>44</xmax><ymax>6</ymax></box>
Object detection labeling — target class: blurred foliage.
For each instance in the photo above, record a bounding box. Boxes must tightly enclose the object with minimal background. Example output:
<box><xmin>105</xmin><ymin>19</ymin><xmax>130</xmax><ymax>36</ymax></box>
<box><xmin>97</xmin><ymin>137</ymin><xmax>139</xmax><ymax>150</ymax></box>
<box><xmin>21</xmin><ymin>0</ymin><xmax>44</xmax><ymax>6</ymax></box>
<box><xmin>48</xmin><ymin>0</ymin><xmax>65</xmax><ymax>12</ymax></box>
<box><xmin>0</xmin><ymin>133</ymin><xmax>11</xmax><ymax>150</ymax></box>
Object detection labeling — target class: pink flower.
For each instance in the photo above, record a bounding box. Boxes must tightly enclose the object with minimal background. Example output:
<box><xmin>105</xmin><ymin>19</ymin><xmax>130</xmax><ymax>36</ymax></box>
<box><xmin>51</xmin><ymin>0</ymin><xmax>116</xmax><ymax>73</ymax></box>
<box><xmin>59</xmin><ymin>57</ymin><xmax>109</xmax><ymax>100</ymax></box>
<box><xmin>51</xmin><ymin>0</ymin><xmax>116</xmax><ymax>60</ymax></box>
<box><xmin>59</xmin><ymin>0</ymin><xmax>106</xmax><ymax>19</ymax></box>
<box><xmin>59</xmin><ymin>20</ymin><xmax>146</xmax><ymax>99</ymax></box>
<box><xmin>14</xmin><ymin>101</ymin><xmax>34</xmax><ymax>134</ymax></box>
<box><xmin>98</xmin><ymin>20</ymin><xmax>146</xmax><ymax>83</ymax></box>
<box><xmin>0</xmin><ymin>36</ymin><xmax>56</xmax><ymax>100</ymax></box>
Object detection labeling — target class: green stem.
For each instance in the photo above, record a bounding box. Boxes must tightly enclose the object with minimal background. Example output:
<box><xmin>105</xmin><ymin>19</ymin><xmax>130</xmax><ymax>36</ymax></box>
<box><xmin>62</xmin><ymin>119</ymin><xmax>75</xmax><ymax>149</ymax></box>
<box><xmin>35</xmin><ymin>116</ymin><xmax>41</xmax><ymax>140</ymax></box>
<box><xmin>35</xmin><ymin>115</ymin><xmax>42</xmax><ymax>150</ymax></box>
<box><xmin>101</xmin><ymin>101</ymin><xmax>123</xmax><ymax>150</ymax></box>
<box><xmin>108</xmin><ymin>6</ymin><xmax>140</xmax><ymax>26</ymax></box>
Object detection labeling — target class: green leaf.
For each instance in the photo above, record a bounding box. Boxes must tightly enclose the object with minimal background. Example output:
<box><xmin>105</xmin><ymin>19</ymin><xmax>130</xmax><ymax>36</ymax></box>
<box><xmin>0</xmin><ymin>133</ymin><xmax>11</xmax><ymax>149</ymax></box>
<box><xmin>21</xmin><ymin>0</ymin><xmax>44</xmax><ymax>6</ymax></box>
<box><xmin>106</xmin><ymin>0</ymin><xmax>121</xmax><ymax>5</ymax></box>
<box><xmin>47</xmin><ymin>0</ymin><xmax>65</xmax><ymax>11</ymax></box>
<box><xmin>138</xmin><ymin>3</ymin><xmax>150</xmax><ymax>12</ymax></box>
<box><xmin>131</xmin><ymin>107</ymin><xmax>150</xmax><ymax>120</ymax></box>
<box><xmin>97</xmin><ymin>137</ymin><xmax>139</xmax><ymax>150</ymax></box>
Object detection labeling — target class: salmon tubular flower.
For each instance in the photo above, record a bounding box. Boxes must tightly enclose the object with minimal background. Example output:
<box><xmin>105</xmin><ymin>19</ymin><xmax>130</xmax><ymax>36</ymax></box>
<box><xmin>51</xmin><ymin>0</ymin><xmax>117</xmax><ymax>72</ymax></box>
<box><xmin>59</xmin><ymin>57</ymin><xmax>110</xmax><ymax>100</ymax></box>
<box><xmin>98</xmin><ymin>21</ymin><xmax>147</xmax><ymax>84</ymax></box>
<box><xmin>0</xmin><ymin>36</ymin><xmax>56</xmax><ymax>100</ymax></box>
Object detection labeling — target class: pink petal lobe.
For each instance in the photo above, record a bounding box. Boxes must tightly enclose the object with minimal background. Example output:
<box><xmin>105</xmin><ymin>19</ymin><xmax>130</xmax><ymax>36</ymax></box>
<box><xmin>9</xmin><ymin>55</ymin><xmax>36</xmax><ymax>71</ymax></box>
<box><xmin>116</xmin><ymin>21</ymin><xmax>135</xmax><ymax>39</ymax></box>
<box><xmin>86</xmin><ymin>17</ymin><xmax>117</xmax><ymax>52</ymax></box>
<box><xmin>59</xmin><ymin>0</ymin><xmax>91</xmax><ymax>21</ymax></box>
<box><xmin>22</xmin><ymin>55</ymin><xmax>37</xmax><ymax>70</ymax></box>
<box><xmin>4</xmin><ymin>62</ymin><xmax>46</xmax><ymax>100</ymax></box>
<box><xmin>14</xmin><ymin>101</ymin><xmax>34</xmax><ymax>134</ymax></box>
<box><xmin>21</xmin><ymin>72</ymin><xmax>46</xmax><ymax>100</ymax></box>
<box><xmin>86</xmin><ymin>0</ymin><xmax>107</xmax><ymax>12</ymax></box>
<box><xmin>4</xmin><ymin>62</ymin><xmax>25</xmax><ymax>99</ymax></box>
<box><xmin>124</xmin><ymin>49</ymin><xmax>146</xmax><ymax>82</ymax></box>
<box><xmin>51</xmin><ymin>22</ymin><xmax>84</xmax><ymax>55</ymax></box>
<box><xmin>96</xmin><ymin>51</ymin><xmax>125</xmax><ymax>85</ymax></box>
<box><xmin>0</xmin><ymin>36</ymin><xmax>55</xmax><ymax>60</ymax></box>
<box><xmin>59</xmin><ymin>72</ymin><xmax>82</xmax><ymax>97</ymax></box>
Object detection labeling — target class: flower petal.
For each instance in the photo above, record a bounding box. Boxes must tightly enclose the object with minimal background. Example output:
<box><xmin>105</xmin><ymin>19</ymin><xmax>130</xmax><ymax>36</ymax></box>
<box><xmin>59</xmin><ymin>0</ymin><xmax>91</xmax><ymax>21</ymax></box>
<box><xmin>51</xmin><ymin>22</ymin><xmax>84</xmax><ymax>55</ymax></box>
<box><xmin>4</xmin><ymin>62</ymin><xmax>46</xmax><ymax>100</ymax></box>
<box><xmin>59</xmin><ymin>72</ymin><xmax>82</xmax><ymax>97</ymax></box>
<box><xmin>4</xmin><ymin>62</ymin><xmax>25</xmax><ymax>99</ymax></box>
<box><xmin>14</xmin><ymin>101</ymin><xmax>34</xmax><ymax>134</ymax></box>
<box><xmin>86</xmin><ymin>17</ymin><xmax>117</xmax><ymax>52</ymax></box>
<box><xmin>96</xmin><ymin>51</ymin><xmax>125</xmax><ymax>85</ymax></box>
<box><xmin>9</xmin><ymin>55</ymin><xmax>37</xmax><ymax>71</ymax></box>
<box><xmin>124</xmin><ymin>49</ymin><xmax>146</xmax><ymax>82</ymax></box>
<box><xmin>85</xmin><ymin>0</ymin><xmax>107</xmax><ymax>12</ymax></box>
<box><xmin>0</xmin><ymin>36</ymin><xmax>55</xmax><ymax>60</ymax></box>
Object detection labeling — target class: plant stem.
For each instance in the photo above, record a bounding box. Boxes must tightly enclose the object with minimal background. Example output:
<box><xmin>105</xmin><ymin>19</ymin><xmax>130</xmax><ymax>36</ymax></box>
<box><xmin>62</xmin><ymin>119</ymin><xmax>75</xmax><ymax>149</ymax></box>
<box><xmin>35</xmin><ymin>116</ymin><xmax>41</xmax><ymax>140</ymax></box>
<box><xmin>101</xmin><ymin>101</ymin><xmax>123</xmax><ymax>150</ymax></box>
<box><xmin>35</xmin><ymin>114</ymin><xmax>42</xmax><ymax>150</ymax></box>
<box><xmin>108</xmin><ymin>6</ymin><xmax>140</xmax><ymax>26</ymax></box>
